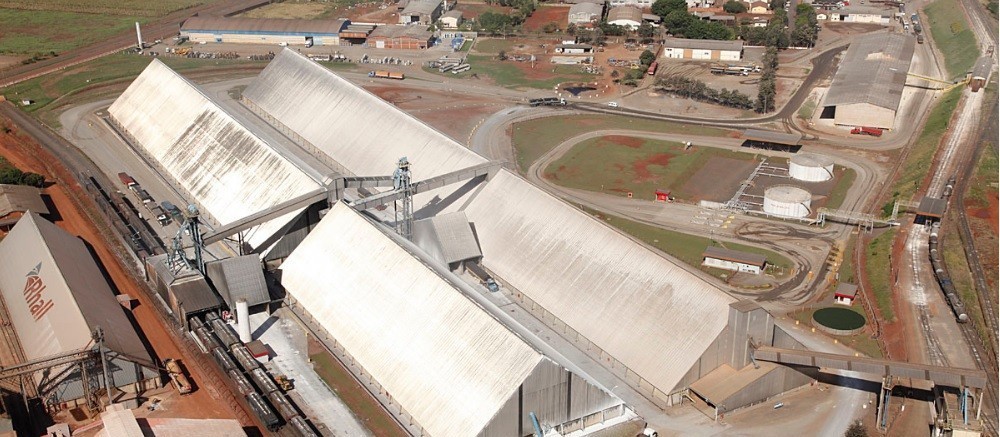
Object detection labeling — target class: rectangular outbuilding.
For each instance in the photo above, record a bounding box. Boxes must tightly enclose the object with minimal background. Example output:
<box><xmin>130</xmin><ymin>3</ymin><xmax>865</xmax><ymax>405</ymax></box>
<box><xmin>915</xmin><ymin>196</ymin><xmax>947</xmax><ymax>224</ymax></box>
<box><xmin>0</xmin><ymin>184</ymin><xmax>49</xmax><ymax>230</ymax></box>
<box><xmin>662</xmin><ymin>38</ymin><xmax>744</xmax><ymax>61</ymax></box>
<box><xmin>829</xmin><ymin>6</ymin><xmax>892</xmax><ymax>24</ymax></box>
<box><xmin>399</xmin><ymin>0</ymin><xmax>444</xmax><ymax>24</ymax></box>
<box><xmin>822</xmin><ymin>32</ymin><xmax>915</xmax><ymax>130</ymax></box>
<box><xmin>834</xmin><ymin>283</ymin><xmax>859</xmax><ymax>305</ymax></box>
<box><xmin>367</xmin><ymin>25</ymin><xmax>434</xmax><ymax>49</ymax></box>
<box><xmin>569</xmin><ymin>2</ymin><xmax>604</xmax><ymax>25</ymax></box>
<box><xmin>180</xmin><ymin>16</ymin><xmax>348</xmax><ymax>46</ymax></box>
<box><xmin>702</xmin><ymin>246</ymin><xmax>767</xmax><ymax>274</ymax></box>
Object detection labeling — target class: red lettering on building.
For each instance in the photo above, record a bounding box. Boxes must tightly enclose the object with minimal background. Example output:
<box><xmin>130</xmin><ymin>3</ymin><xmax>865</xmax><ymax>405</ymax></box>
<box><xmin>21</xmin><ymin>263</ymin><xmax>53</xmax><ymax>321</ymax></box>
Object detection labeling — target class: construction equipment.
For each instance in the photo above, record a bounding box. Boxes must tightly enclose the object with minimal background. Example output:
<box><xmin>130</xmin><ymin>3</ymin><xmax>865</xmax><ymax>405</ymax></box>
<box><xmin>164</xmin><ymin>358</ymin><xmax>193</xmax><ymax>395</ymax></box>
<box><xmin>274</xmin><ymin>374</ymin><xmax>294</xmax><ymax>391</ymax></box>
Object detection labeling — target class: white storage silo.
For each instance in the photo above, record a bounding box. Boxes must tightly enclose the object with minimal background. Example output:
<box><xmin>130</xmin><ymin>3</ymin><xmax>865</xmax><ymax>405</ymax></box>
<box><xmin>763</xmin><ymin>185</ymin><xmax>812</xmax><ymax>218</ymax></box>
<box><xmin>789</xmin><ymin>153</ymin><xmax>835</xmax><ymax>182</ymax></box>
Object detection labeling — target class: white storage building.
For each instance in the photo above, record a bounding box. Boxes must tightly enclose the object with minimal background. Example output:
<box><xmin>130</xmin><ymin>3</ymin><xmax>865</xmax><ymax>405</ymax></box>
<box><xmin>607</xmin><ymin>6</ymin><xmax>643</xmax><ymax>28</ymax></box>
<box><xmin>568</xmin><ymin>2</ymin><xmax>604</xmax><ymax>25</ymax></box>
<box><xmin>180</xmin><ymin>16</ymin><xmax>348</xmax><ymax>46</ymax></box>
<box><xmin>662</xmin><ymin>38</ymin><xmax>744</xmax><ymax>61</ymax></box>
<box><xmin>788</xmin><ymin>153</ymin><xmax>835</xmax><ymax>182</ymax></box>
<box><xmin>702</xmin><ymin>246</ymin><xmax>767</xmax><ymax>274</ymax></box>
<box><xmin>822</xmin><ymin>32</ymin><xmax>915</xmax><ymax>130</ymax></box>
<box><xmin>0</xmin><ymin>213</ymin><xmax>159</xmax><ymax>407</ymax></box>
<box><xmin>281</xmin><ymin>203</ymin><xmax>624</xmax><ymax>436</ymax></box>
<box><xmin>829</xmin><ymin>7</ymin><xmax>892</xmax><ymax>24</ymax></box>
<box><xmin>108</xmin><ymin>59</ymin><xmax>324</xmax><ymax>254</ymax></box>
<box><xmin>763</xmin><ymin>185</ymin><xmax>812</xmax><ymax>218</ymax></box>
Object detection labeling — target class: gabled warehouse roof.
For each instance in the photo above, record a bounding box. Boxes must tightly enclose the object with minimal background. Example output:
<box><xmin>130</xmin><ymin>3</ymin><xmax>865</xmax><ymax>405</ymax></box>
<box><xmin>147</xmin><ymin>255</ymin><xmax>223</xmax><ymax>313</ymax></box>
<box><xmin>0</xmin><ymin>213</ymin><xmax>151</xmax><ymax>363</ymax></box>
<box><xmin>108</xmin><ymin>59</ymin><xmax>323</xmax><ymax>251</ymax></box>
<box><xmin>280</xmin><ymin>203</ymin><xmax>543</xmax><ymax>436</ymax></box>
<box><xmin>824</xmin><ymin>32</ymin><xmax>915</xmax><ymax>111</ymax></box>
<box><xmin>181</xmin><ymin>16</ymin><xmax>348</xmax><ymax>35</ymax></box>
<box><xmin>0</xmin><ymin>184</ymin><xmax>48</xmax><ymax>217</ymax></box>
<box><xmin>206</xmin><ymin>255</ymin><xmax>270</xmax><ymax>307</ymax></box>
<box><xmin>663</xmin><ymin>37</ymin><xmax>744</xmax><ymax>52</ymax></box>
<box><xmin>464</xmin><ymin>170</ymin><xmax>735</xmax><ymax>395</ymax></box>
<box><xmin>412</xmin><ymin>211</ymin><xmax>482</xmax><ymax>265</ymax></box>
<box><xmin>243</xmin><ymin>49</ymin><xmax>486</xmax><ymax>180</ymax></box>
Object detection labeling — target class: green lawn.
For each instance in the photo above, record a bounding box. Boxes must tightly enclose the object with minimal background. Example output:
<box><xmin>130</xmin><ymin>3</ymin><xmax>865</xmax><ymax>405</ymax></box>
<box><xmin>825</xmin><ymin>166</ymin><xmax>856</xmax><ymax>210</ymax></box>
<box><xmin>309</xmin><ymin>351</ymin><xmax>403</xmax><ymax>437</ymax></box>
<box><xmin>4</xmin><ymin>54</ymin><xmax>266</xmax><ymax>118</ymax></box>
<box><xmin>0</xmin><ymin>9</ymin><xmax>147</xmax><ymax>55</ymax></box>
<box><xmin>581</xmin><ymin>206</ymin><xmax>794</xmax><ymax>275</ymax></box>
<box><xmin>0</xmin><ymin>0</ymin><xmax>202</xmax><ymax>16</ymax></box>
<box><xmin>445</xmin><ymin>54</ymin><xmax>594</xmax><ymax>90</ymax></box>
<box><xmin>788</xmin><ymin>307</ymin><xmax>883</xmax><ymax>358</ymax></box>
<box><xmin>472</xmin><ymin>38</ymin><xmax>518</xmax><ymax>54</ymax></box>
<box><xmin>940</xmin><ymin>219</ymin><xmax>990</xmax><ymax>342</ymax></box>
<box><xmin>864</xmin><ymin>228</ymin><xmax>897</xmax><ymax>322</ymax></box>
<box><xmin>839</xmin><ymin>235</ymin><xmax>856</xmax><ymax>284</ymax></box>
<box><xmin>544</xmin><ymin>136</ymin><xmax>756</xmax><ymax>199</ymax></box>
<box><xmin>882</xmin><ymin>87</ymin><xmax>962</xmax><ymax>212</ymax></box>
<box><xmin>925</xmin><ymin>0</ymin><xmax>981</xmax><ymax>78</ymax></box>
<box><xmin>512</xmin><ymin>115</ymin><xmax>734</xmax><ymax>172</ymax></box>
<box><xmin>797</xmin><ymin>97</ymin><xmax>817</xmax><ymax>120</ymax></box>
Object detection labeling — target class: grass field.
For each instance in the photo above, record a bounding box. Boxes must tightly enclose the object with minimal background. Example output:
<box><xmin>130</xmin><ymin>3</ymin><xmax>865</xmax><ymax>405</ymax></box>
<box><xmin>940</xmin><ymin>218</ymin><xmax>990</xmax><ymax>343</ymax></box>
<box><xmin>882</xmin><ymin>87</ymin><xmax>962</xmax><ymax>212</ymax></box>
<box><xmin>864</xmin><ymin>228</ymin><xmax>897</xmax><ymax>322</ymax></box>
<box><xmin>582</xmin><ymin>206</ymin><xmax>794</xmax><ymax>275</ymax></box>
<box><xmin>512</xmin><ymin>115</ymin><xmax>733</xmax><ymax>172</ymax></box>
<box><xmin>544</xmin><ymin>136</ymin><xmax>756</xmax><ymax>199</ymax></box>
<box><xmin>240</xmin><ymin>1</ymin><xmax>335</xmax><ymax>19</ymax></box>
<box><xmin>309</xmin><ymin>350</ymin><xmax>401</xmax><ymax>437</ymax></box>
<box><xmin>0</xmin><ymin>9</ymin><xmax>146</xmax><ymax>55</ymax></box>
<box><xmin>825</xmin><ymin>167</ymin><xmax>856</xmax><ymax>210</ymax></box>
<box><xmin>797</xmin><ymin>97</ymin><xmax>817</xmax><ymax>120</ymax></box>
<box><xmin>925</xmin><ymin>0</ymin><xmax>981</xmax><ymax>78</ymax></box>
<box><xmin>473</xmin><ymin>39</ymin><xmax>519</xmax><ymax>54</ymax></box>
<box><xmin>3</xmin><ymin>54</ymin><xmax>266</xmax><ymax>126</ymax></box>
<box><xmin>453</xmin><ymin>55</ymin><xmax>594</xmax><ymax>90</ymax></box>
<box><xmin>0</xmin><ymin>0</ymin><xmax>201</xmax><ymax>16</ymax></box>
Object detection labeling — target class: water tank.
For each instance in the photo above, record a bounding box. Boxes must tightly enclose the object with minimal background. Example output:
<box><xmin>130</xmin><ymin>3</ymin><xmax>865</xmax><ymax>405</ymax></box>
<box><xmin>789</xmin><ymin>153</ymin><xmax>835</xmax><ymax>182</ymax></box>
<box><xmin>763</xmin><ymin>185</ymin><xmax>812</xmax><ymax>218</ymax></box>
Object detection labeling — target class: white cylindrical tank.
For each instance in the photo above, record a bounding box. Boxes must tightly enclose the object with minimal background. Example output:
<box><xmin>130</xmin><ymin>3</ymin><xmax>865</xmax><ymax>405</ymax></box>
<box><xmin>236</xmin><ymin>299</ymin><xmax>251</xmax><ymax>343</ymax></box>
<box><xmin>789</xmin><ymin>153</ymin><xmax>835</xmax><ymax>182</ymax></box>
<box><xmin>763</xmin><ymin>185</ymin><xmax>812</xmax><ymax>218</ymax></box>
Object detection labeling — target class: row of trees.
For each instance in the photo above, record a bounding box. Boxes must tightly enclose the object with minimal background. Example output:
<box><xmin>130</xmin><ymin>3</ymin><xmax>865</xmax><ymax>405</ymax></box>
<box><xmin>791</xmin><ymin>3</ymin><xmax>820</xmax><ymax>48</ymax></box>
<box><xmin>755</xmin><ymin>46</ymin><xmax>779</xmax><ymax>112</ymax></box>
<box><xmin>655</xmin><ymin>75</ymin><xmax>754</xmax><ymax>109</ymax></box>
<box><xmin>476</xmin><ymin>0</ymin><xmax>536</xmax><ymax>34</ymax></box>
<box><xmin>0</xmin><ymin>158</ymin><xmax>45</xmax><ymax>187</ymax></box>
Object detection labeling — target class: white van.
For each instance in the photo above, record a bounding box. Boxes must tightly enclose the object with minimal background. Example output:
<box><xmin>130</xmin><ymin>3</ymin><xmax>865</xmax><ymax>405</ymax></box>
<box><xmin>607</xmin><ymin>102</ymin><xmax>619</xmax><ymax>108</ymax></box>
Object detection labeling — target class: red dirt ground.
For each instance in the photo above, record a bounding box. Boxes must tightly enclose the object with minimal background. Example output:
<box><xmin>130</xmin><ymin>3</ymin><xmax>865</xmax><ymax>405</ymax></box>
<box><xmin>366</xmin><ymin>84</ymin><xmax>504</xmax><ymax>141</ymax></box>
<box><xmin>631</xmin><ymin>153</ymin><xmax>672</xmax><ymax>182</ymax></box>
<box><xmin>0</xmin><ymin>121</ymin><xmax>239</xmax><ymax>425</ymax></box>
<box><xmin>522</xmin><ymin>5</ymin><xmax>570</xmax><ymax>32</ymax></box>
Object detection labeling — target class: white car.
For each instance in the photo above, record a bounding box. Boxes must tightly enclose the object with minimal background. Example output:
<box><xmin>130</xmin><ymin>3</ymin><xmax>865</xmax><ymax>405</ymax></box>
<box><xmin>607</xmin><ymin>102</ymin><xmax>619</xmax><ymax>108</ymax></box>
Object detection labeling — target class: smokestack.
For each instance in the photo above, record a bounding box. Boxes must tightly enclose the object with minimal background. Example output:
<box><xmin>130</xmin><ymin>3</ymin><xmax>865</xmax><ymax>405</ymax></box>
<box><xmin>236</xmin><ymin>299</ymin><xmax>251</xmax><ymax>343</ymax></box>
<box><xmin>135</xmin><ymin>22</ymin><xmax>143</xmax><ymax>51</ymax></box>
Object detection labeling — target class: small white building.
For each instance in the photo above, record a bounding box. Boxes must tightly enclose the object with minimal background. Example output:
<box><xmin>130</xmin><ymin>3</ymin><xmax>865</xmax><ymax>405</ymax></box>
<box><xmin>569</xmin><ymin>2</ymin><xmax>604</xmax><ymax>25</ymax></box>
<box><xmin>662</xmin><ymin>38</ymin><xmax>743</xmax><ymax>61</ymax></box>
<box><xmin>702</xmin><ymin>246</ymin><xmax>767</xmax><ymax>274</ymax></box>
<box><xmin>440</xmin><ymin>10</ymin><xmax>463</xmax><ymax>28</ymax></box>
<box><xmin>554</xmin><ymin>43</ymin><xmax>594</xmax><ymax>54</ymax></box>
<box><xmin>833</xmin><ymin>283</ymin><xmax>858</xmax><ymax>305</ymax></box>
<box><xmin>610</xmin><ymin>0</ymin><xmax>654</xmax><ymax>7</ymax></box>
<box><xmin>607</xmin><ymin>5</ymin><xmax>643</xmax><ymax>28</ymax></box>
<box><xmin>829</xmin><ymin>7</ymin><xmax>892</xmax><ymax>24</ymax></box>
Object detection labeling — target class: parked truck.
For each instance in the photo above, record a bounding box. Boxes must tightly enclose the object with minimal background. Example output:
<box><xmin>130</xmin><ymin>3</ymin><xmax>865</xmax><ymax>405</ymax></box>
<box><xmin>161</xmin><ymin>201</ymin><xmax>184</xmax><ymax>222</ymax></box>
<box><xmin>118</xmin><ymin>172</ymin><xmax>138</xmax><ymax>189</ymax></box>
<box><xmin>149</xmin><ymin>205</ymin><xmax>171</xmax><ymax>226</ymax></box>
<box><xmin>466</xmin><ymin>262</ymin><xmax>500</xmax><ymax>292</ymax></box>
<box><xmin>528</xmin><ymin>97</ymin><xmax>567</xmax><ymax>107</ymax></box>
<box><xmin>850</xmin><ymin>126</ymin><xmax>884</xmax><ymax>137</ymax></box>
<box><xmin>368</xmin><ymin>70</ymin><xmax>405</xmax><ymax>80</ymax></box>
<box><xmin>165</xmin><ymin>358</ymin><xmax>193</xmax><ymax>395</ymax></box>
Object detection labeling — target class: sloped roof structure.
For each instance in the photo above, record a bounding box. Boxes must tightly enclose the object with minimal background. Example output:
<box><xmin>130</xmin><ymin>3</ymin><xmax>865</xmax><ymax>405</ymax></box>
<box><xmin>824</xmin><ymin>32</ymin><xmax>915</xmax><ymax>111</ymax></box>
<box><xmin>412</xmin><ymin>211</ymin><xmax>481</xmax><ymax>265</ymax></box>
<box><xmin>181</xmin><ymin>16</ymin><xmax>347</xmax><ymax>35</ymax></box>
<box><xmin>108</xmin><ymin>59</ymin><xmax>322</xmax><ymax>250</ymax></box>
<box><xmin>206</xmin><ymin>256</ymin><xmax>270</xmax><ymax>307</ymax></box>
<box><xmin>662</xmin><ymin>38</ymin><xmax>744</xmax><ymax>52</ymax></box>
<box><xmin>243</xmin><ymin>49</ymin><xmax>486</xmax><ymax>180</ymax></box>
<box><xmin>463</xmin><ymin>170</ymin><xmax>735</xmax><ymax>394</ymax></box>
<box><xmin>280</xmin><ymin>203</ymin><xmax>544</xmax><ymax>436</ymax></box>
<box><xmin>0</xmin><ymin>184</ymin><xmax>48</xmax><ymax>217</ymax></box>
<box><xmin>0</xmin><ymin>213</ymin><xmax>151</xmax><ymax>362</ymax></box>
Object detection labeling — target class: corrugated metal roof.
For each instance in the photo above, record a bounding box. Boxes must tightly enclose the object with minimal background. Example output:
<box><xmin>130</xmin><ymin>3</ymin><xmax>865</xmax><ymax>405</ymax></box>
<box><xmin>607</xmin><ymin>5</ymin><xmax>642</xmax><ymax>23</ymax></box>
<box><xmin>833</xmin><ymin>6</ymin><xmax>892</xmax><ymax>16</ymax></box>
<box><xmin>463</xmin><ymin>170</ymin><xmax>735</xmax><ymax>395</ymax></box>
<box><xmin>972</xmin><ymin>56</ymin><xmax>993</xmax><ymax>79</ymax></box>
<box><xmin>0</xmin><ymin>213</ymin><xmax>151</xmax><ymax>363</ymax></box>
<box><xmin>99</xmin><ymin>405</ymin><xmax>143</xmax><ymax>437</ymax></box>
<box><xmin>401</xmin><ymin>0</ymin><xmax>440</xmax><ymax>16</ymax></box>
<box><xmin>205</xmin><ymin>256</ymin><xmax>270</xmax><ymax>307</ymax></box>
<box><xmin>181</xmin><ymin>16</ymin><xmax>347</xmax><ymax>35</ymax></box>
<box><xmin>280</xmin><ymin>203</ymin><xmax>543</xmax><ymax>436</ymax></box>
<box><xmin>242</xmin><ymin>49</ymin><xmax>484</xmax><ymax>212</ymax></box>
<box><xmin>824</xmin><ymin>32</ymin><xmax>915</xmax><ymax>111</ymax></box>
<box><xmin>0</xmin><ymin>184</ymin><xmax>48</xmax><ymax>217</ymax></box>
<box><xmin>834</xmin><ymin>282</ymin><xmax>858</xmax><ymax>297</ymax></box>
<box><xmin>663</xmin><ymin>37</ymin><xmax>744</xmax><ymax>52</ymax></box>
<box><xmin>743</xmin><ymin>129</ymin><xmax>802</xmax><ymax>145</ymax></box>
<box><xmin>368</xmin><ymin>24</ymin><xmax>434</xmax><ymax>39</ymax></box>
<box><xmin>412</xmin><ymin>211</ymin><xmax>482</xmax><ymax>265</ymax></box>
<box><xmin>139</xmin><ymin>417</ymin><xmax>247</xmax><ymax>436</ymax></box>
<box><xmin>917</xmin><ymin>196</ymin><xmax>947</xmax><ymax>217</ymax></box>
<box><xmin>702</xmin><ymin>246</ymin><xmax>767</xmax><ymax>267</ymax></box>
<box><xmin>147</xmin><ymin>254</ymin><xmax>222</xmax><ymax>314</ymax></box>
<box><xmin>108</xmin><ymin>59</ymin><xmax>322</xmax><ymax>251</ymax></box>
<box><xmin>570</xmin><ymin>2</ymin><xmax>604</xmax><ymax>16</ymax></box>
<box><xmin>689</xmin><ymin>362</ymin><xmax>778</xmax><ymax>405</ymax></box>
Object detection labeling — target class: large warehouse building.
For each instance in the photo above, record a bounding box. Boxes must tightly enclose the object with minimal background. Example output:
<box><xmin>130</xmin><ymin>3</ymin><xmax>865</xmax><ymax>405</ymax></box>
<box><xmin>0</xmin><ymin>213</ymin><xmax>159</xmax><ymax>408</ymax></box>
<box><xmin>822</xmin><ymin>32</ymin><xmax>915</xmax><ymax>129</ymax></box>
<box><xmin>108</xmin><ymin>59</ymin><xmax>326</xmax><ymax>256</ymax></box>
<box><xmin>662</xmin><ymin>38</ymin><xmax>743</xmax><ymax>61</ymax></box>
<box><xmin>179</xmin><ymin>16</ymin><xmax>348</xmax><ymax>46</ymax></box>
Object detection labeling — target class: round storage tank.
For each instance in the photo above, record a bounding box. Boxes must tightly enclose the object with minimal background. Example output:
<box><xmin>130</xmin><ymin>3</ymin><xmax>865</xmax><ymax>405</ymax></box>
<box><xmin>789</xmin><ymin>153</ymin><xmax>835</xmax><ymax>182</ymax></box>
<box><xmin>763</xmin><ymin>185</ymin><xmax>812</xmax><ymax>218</ymax></box>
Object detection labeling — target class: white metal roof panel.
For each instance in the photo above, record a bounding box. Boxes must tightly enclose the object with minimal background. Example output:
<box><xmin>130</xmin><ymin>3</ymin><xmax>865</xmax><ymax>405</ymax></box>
<box><xmin>412</xmin><ymin>211</ymin><xmax>481</xmax><ymax>264</ymax></box>
<box><xmin>108</xmin><ymin>59</ymin><xmax>321</xmax><ymax>250</ymax></box>
<box><xmin>280</xmin><ymin>203</ymin><xmax>543</xmax><ymax>436</ymax></box>
<box><xmin>824</xmin><ymin>32</ymin><xmax>915</xmax><ymax>111</ymax></box>
<box><xmin>243</xmin><ymin>49</ymin><xmax>487</xmax><ymax>180</ymax></box>
<box><xmin>0</xmin><ymin>213</ymin><xmax>151</xmax><ymax>362</ymax></box>
<box><xmin>463</xmin><ymin>170</ymin><xmax>734</xmax><ymax>394</ymax></box>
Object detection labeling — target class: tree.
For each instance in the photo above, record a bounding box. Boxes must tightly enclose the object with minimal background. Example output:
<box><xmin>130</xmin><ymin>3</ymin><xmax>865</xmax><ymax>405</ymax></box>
<box><xmin>664</xmin><ymin>9</ymin><xmax>695</xmax><ymax>34</ymax></box>
<box><xmin>845</xmin><ymin>421</ymin><xmax>867</xmax><ymax>437</ymax></box>
<box><xmin>723</xmin><ymin>0</ymin><xmax>747</xmax><ymax>13</ymax></box>
<box><xmin>20</xmin><ymin>173</ymin><xmax>44</xmax><ymax>188</ymax></box>
<box><xmin>543</xmin><ymin>22</ymin><xmax>560</xmax><ymax>33</ymax></box>
<box><xmin>567</xmin><ymin>23</ymin><xmax>578</xmax><ymax>35</ymax></box>
<box><xmin>639</xmin><ymin>49</ymin><xmax>656</xmax><ymax>66</ymax></box>
<box><xmin>652</xmin><ymin>0</ymin><xmax>688</xmax><ymax>19</ymax></box>
<box><xmin>497</xmin><ymin>50</ymin><xmax>507</xmax><ymax>60</ymax></box>
<box><xmin>638</xmin><ymin>22</ymin><xmax>656</xmax><ymax>38</ymax></box>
